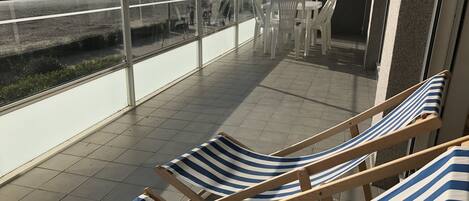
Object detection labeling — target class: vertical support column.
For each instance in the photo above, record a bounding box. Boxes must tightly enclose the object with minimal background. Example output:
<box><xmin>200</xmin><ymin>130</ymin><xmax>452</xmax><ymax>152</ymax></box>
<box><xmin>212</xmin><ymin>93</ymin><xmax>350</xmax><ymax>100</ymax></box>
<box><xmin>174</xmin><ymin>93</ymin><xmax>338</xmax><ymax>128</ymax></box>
<box><xmin>373</xmin><ymin>0</ymin><xmax>438</xmax><ymax>189</ymax></box>
<box><xmin>8</xmin><ymin>2</ymin><xmax>20</xmax><ymax>49</ymax></box>
<box><xmin>234</xmin><ymin>0</ymin><xmax>240</xmax><ymax>49</ymax></box>
<box><xmin>139</xmin><ymin>0</ymin><xmax>143</xmax><ymax>23</ymax></box>
<box><xmin>120</xmin><ymin>0</ymin><xmax>136</xmax><ymax>107</ymax></box>
<box><xmin>167</xmin><ymin>3</ymin><xmax>172</xmax><ymax>38</ymax></box>
<box><xmin>195</xmin><ymin>0</ymin><xmax>204</xmax><ymax>68</ymax></box>
<box><xmin>363</xmin><ymin>0</ymin><xmax>389</xmax><ymax>71</ymax></box>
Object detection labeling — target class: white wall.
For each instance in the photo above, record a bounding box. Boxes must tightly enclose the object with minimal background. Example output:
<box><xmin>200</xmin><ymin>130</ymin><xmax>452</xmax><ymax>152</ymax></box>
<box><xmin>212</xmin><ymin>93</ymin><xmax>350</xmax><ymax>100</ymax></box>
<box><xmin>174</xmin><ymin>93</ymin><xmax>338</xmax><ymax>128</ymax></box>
<box><xmin>0</xmin><ymin>69</ymin><xmax>128</xmax><ymax>176</ymax></box>
<box><xmin>202</xmin><ymin>27</ymin><xmax>236</xmax><ymax>64</ymax></box>
<box><xmin>134</xmin><ymin>41</ymin><xmax>198</xmax><ymax>100</ymax></box>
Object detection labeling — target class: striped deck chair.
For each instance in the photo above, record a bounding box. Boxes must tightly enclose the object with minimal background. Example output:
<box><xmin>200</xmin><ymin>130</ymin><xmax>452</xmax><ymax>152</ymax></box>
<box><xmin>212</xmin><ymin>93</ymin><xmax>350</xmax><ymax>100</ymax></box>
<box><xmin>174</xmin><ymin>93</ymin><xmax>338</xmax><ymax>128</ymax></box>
<box><xmin>282</xmin><ymin>135</ymin><xmax>469</xmax><ymax>201</ymax></box>
<box><xmin>150</xmin><ymin>71</ymin><xmax>449</xmax><ymax>201</ymax></box>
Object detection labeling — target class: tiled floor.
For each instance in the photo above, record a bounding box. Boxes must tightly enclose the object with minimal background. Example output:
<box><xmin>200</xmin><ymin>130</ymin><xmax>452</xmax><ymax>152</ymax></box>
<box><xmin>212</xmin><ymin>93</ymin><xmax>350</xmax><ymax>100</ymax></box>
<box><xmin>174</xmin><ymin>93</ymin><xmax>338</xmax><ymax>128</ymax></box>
<box><xmin>0</xmin><ymin>40</ymin><xmax>377</xmax><ymax>201</ymax></box>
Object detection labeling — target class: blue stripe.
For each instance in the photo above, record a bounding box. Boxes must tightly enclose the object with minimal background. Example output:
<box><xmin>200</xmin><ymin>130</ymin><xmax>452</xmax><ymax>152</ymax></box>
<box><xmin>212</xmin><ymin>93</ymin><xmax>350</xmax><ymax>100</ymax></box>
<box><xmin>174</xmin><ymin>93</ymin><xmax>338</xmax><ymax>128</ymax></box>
<box><xmin>211</xmin><ymin>141</ymin><xmax>300</xmax><ymax>169</ymax></box>
<box><xmin>191</xmin><ymin>152</ymin><xmax>264</xmax><ymax>183</ymax></box>
<box><xmin>378</xmin><ymin>149</ymin><xmax>469</xmax><ymax>200</ymax></box>
<box><xmin>218</xmin><ymin>137</ymin><xmax>303</xmax><ymax>162</ymax></box>
<box><xmin>404</xmin><ymin>164</ymin><xmax>469</xmax><ymax>201</ymax></box>
<box><xmin>200</xmin><ymin>145</ymin><xmax>284</xmax><ymax>176</ymax></box>
<box><xmin>170</xmin><ymin>164</ymin><xmax>235</xmax><ymax>195</ymax></box>
<box><xmin>179</xmin><ymin>157</ymin><xmax>249</xmax><ymax>189</ymax></box>
<box><xmin>425</xmin><ymin>181</ymin><xmax>469</xmax><ymax>201</ymax></box>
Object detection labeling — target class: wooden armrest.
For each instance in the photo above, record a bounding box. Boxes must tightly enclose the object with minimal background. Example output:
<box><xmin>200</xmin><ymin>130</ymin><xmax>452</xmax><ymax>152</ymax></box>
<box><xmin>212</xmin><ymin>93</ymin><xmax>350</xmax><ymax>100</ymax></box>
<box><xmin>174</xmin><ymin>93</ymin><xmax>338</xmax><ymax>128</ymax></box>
<box><xmin>281</xmin><ymin>135</ymin><xmax>469</xmax><ymax>201</ymax></box>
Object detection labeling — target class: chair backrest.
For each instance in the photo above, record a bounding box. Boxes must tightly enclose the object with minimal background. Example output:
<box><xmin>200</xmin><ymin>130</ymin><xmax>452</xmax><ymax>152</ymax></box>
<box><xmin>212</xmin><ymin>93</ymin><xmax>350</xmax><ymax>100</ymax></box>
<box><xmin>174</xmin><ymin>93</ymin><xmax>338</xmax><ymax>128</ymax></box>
<box><xmin>272</xmin><ymin>0</ymin><xmax>300</xmax><ymax>32</ymax></box>
<box><xmin>297</xmin><ymin>0</ymin><xmax>306</xmax><ymax>20</ymax></box>
<box><xmin>326</xmin><ymin>0</ymin><xmax>337</xmax><ymax>21</ymax></box>
<box><xmin>211</xmin><ymin>0</ymin><xmax>231</xmax><ymax>22</ymax></box>
<box><xmin>252</xmin><ymin>0</ymin><xmax>265</xmax><ymax>25</ymax></box>
<box><xmin>313</xmin><ymin>0</ymin><xmax>336</xmax><ymax>24</ymax></box>
<box><xmin>174</xmin><ymin>4</ymin><xmax>183</xmax><ymax>20</ymax></box>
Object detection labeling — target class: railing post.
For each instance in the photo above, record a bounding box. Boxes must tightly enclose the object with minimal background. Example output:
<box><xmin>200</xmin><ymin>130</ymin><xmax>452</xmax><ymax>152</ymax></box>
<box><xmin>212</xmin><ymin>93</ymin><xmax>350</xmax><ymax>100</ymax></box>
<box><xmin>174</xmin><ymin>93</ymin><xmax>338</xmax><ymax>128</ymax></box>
<box><xmin>195</xmin><ymin>0</ymin><xmax>204</xmax><ymax>68</ymax></box>
<box><xmin>234</xmin><ymin>0</ymin><xmax>240</xmax><ymax>49</ymax></box>
<box><xmin>120</xmin><ymin>0</ymin><xmax>136</xmax><ymax>107</ymax></box>
<box><xmin>8</xmin><ymin>2</ymin><xmax>21</xmax><ymax>51</ymax></box>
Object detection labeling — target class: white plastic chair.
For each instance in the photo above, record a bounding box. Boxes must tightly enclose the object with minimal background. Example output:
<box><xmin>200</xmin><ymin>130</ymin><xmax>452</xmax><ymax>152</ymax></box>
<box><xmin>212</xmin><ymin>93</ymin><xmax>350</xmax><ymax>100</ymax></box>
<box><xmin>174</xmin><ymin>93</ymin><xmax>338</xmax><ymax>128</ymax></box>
<box><xmin>269</xmin><ymin>0</ymin><xmax>301</xmax><ymax>59</ymax></box>
<box><xmin>252</xmin><ymin>0</ymin><xmax>266</xmax><ymax>51</ymax></box>
<box><xmin>324</xmin><ymin>0</ymin><xmax>337</xmax><ymax>50</ymax></box>
<box><xmin>173</xmin><ymin>4</ymin><xmax>189</xmax><ymax>36</ymax></box>
<box><xmin>295</xmin><ymin>0</ymin><xmax>336</xmax><ymax>56</ymax></box>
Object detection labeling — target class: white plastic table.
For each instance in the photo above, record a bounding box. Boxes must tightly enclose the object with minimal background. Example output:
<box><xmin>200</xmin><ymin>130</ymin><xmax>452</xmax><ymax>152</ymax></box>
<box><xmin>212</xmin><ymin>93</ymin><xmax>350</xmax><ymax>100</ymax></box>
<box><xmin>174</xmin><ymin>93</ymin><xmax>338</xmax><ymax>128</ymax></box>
<box><xmin>262</xmin><ymin>1</ymin><xmax>323</xmax><ymax>55</ymax></box>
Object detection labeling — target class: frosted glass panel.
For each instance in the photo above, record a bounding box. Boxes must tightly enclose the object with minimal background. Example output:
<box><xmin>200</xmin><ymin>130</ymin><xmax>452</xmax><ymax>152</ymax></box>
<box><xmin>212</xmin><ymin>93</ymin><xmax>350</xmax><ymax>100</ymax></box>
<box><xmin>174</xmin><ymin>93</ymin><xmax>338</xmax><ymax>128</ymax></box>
<box><xmin>0</xmin><ymin>69</ymin><xmax>128</xmax><ymax>177</ymax></box>
<box><xmin>239</xmin><ymin>18</ymin><xmax>256</xmax><ymax>44</ymax></box>
<box><xmin>134</xmin><ymin>41</ymin><xmax>198</xmax><ymax>100</ymax></box>
<box><xmin>202</xmin><ymin>27</ymin><xmax>236</xmax><ymax>64</ymax></box>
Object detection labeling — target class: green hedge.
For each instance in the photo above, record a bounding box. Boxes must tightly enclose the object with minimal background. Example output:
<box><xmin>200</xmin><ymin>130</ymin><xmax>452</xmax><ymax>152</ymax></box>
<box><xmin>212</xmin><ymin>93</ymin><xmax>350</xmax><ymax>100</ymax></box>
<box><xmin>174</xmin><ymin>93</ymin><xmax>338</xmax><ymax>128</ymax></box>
<box><xmin>0</xmin><ymin>55</ymin><xmax>122</xmax><ymax>106</ymax></box>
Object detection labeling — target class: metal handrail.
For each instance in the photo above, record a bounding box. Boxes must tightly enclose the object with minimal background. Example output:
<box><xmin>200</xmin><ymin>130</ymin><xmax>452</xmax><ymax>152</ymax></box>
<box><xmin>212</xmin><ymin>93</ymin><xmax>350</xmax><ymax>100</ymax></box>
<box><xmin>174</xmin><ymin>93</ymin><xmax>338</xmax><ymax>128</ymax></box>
<box><xmin>0</xmin><ymin>0</ymin><xmax>190</xmax><ymax>25</ymax></box>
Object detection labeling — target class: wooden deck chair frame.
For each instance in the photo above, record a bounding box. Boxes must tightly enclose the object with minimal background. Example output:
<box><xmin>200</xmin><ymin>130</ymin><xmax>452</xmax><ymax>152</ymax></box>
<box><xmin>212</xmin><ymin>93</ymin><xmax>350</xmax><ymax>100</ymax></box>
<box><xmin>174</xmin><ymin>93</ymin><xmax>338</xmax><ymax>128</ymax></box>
<box><xmin>281</xmin><ymin>134</ymin><xmax>469</xmax><ymax>201</ymax></box>
<box><xmin>148</xmin><ymin>70</ymin><xmax>450</xmax><ymax>201</ymax></box>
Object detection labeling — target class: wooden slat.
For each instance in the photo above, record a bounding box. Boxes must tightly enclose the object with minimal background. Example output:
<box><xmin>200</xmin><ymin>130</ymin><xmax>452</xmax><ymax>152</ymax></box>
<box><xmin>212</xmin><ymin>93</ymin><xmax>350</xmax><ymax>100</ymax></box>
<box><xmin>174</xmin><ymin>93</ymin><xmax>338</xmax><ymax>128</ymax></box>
<box><xmin>281</xmin><ymin>135</ymin><xmax>469</xmax><ymax>201</ymax></box>
<box><xmin>297</xmin><ymin>168</ymin><xmax>312</xmax><ymax>191</ymax></box>
<box><xmin>349</xmin><ymin>125</ymin><xmax>373</xmax><ymax>201</ymax></box>
<box><xmin>155</xmin><ymin>166</ymin><xmax>205</xmax><ymax>201</ymax></box>
<box><xmin>217</xmin><ymin>115</ymin><xmax>442</xmax><ymax>201</ymax></box>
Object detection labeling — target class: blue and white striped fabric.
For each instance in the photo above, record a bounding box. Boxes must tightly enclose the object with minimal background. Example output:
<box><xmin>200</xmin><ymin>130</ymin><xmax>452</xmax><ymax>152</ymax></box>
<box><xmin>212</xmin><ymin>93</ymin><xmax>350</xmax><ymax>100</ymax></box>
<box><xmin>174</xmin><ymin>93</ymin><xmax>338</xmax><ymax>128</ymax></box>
<box><xmin>374</xmin><ymin>146</ymin><xmax>469</xmax><ymax>201</ymax></box>
<box><xmin>161</xmin><ymin>74</ymin><xmax>447</xmax><ymax>200</ymax></box>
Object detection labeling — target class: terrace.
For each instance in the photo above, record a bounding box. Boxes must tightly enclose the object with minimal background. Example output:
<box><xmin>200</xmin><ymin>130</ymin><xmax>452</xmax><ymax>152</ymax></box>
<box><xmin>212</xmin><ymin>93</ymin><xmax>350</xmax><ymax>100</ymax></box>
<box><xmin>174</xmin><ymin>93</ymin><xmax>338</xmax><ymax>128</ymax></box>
<box><xmin>0</xmin><ymin>35</ymin><xmax>377</xmax><ymax>200</ymax></box>
<box><xmin>1</xmin><ymin>0</ymin><xmax>468</xmax><ymax>201</ymax></box>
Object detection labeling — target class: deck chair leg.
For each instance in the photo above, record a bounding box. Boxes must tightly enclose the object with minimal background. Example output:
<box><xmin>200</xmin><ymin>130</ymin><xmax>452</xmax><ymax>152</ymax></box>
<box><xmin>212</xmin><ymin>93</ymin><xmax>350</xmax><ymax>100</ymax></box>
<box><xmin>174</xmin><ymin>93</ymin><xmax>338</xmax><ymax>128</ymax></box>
<box><xmin>155</xmin><ymin>166</ymin><xmax>205</xmax><ymax>201</ymax></box>
<box><xmin>143</xmin><ymin>187</ymin><xmax>167</xmax><ymax>201</ymax></box>
<box><xmin>350</xmin><ymin>125</ymin><xmax>373</xmax><ymax>201</ymax></box>
<box><xmin>357</xmin><ymin>163</ymin><xmax>373</xmax><ymax>201</ymax></box>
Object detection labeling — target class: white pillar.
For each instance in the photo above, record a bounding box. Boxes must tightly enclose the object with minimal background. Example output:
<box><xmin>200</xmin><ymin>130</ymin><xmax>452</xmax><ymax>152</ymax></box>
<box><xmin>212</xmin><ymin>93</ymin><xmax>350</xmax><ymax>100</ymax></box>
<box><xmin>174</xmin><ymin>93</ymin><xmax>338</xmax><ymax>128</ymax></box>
<box><xmin>371</xmin><ymin>0</ymin><xmax>402</xmax><ymax>124</ymax></box>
